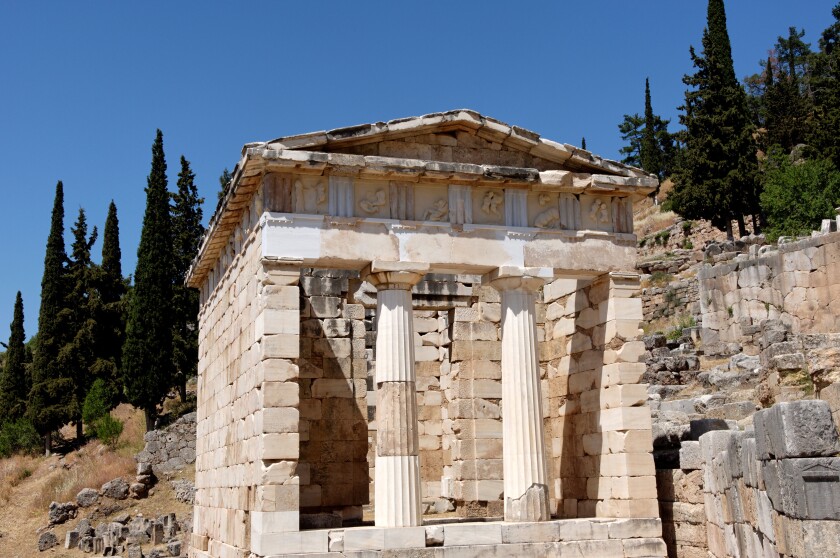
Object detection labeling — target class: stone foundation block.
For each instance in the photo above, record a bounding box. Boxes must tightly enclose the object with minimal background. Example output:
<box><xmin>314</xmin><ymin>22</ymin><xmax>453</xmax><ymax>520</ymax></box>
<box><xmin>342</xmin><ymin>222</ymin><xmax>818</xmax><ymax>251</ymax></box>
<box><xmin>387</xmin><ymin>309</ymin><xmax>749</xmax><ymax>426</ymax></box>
<box><xmin>755</xmin><ymin>400</ymin><xmax>840</xmax><ymax>459</ymax></box>
<box><xmin>444</xmin><ymin>523</ymin><xmax>503</xmax><ymax>546</ymax></box>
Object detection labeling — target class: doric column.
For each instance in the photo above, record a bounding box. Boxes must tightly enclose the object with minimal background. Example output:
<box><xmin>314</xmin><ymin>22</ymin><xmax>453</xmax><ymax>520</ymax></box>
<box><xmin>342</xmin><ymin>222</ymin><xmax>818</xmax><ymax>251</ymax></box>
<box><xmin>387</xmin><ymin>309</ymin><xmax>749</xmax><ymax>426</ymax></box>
<box><xmin>486</xmin><ymin>266</ymin><xmax>553</xmax><ymax>522</ymax></box>
<box><xmin>363</xmin><ymin>261</ymin><xmax>429</xmax><ymax>527</ymax></box>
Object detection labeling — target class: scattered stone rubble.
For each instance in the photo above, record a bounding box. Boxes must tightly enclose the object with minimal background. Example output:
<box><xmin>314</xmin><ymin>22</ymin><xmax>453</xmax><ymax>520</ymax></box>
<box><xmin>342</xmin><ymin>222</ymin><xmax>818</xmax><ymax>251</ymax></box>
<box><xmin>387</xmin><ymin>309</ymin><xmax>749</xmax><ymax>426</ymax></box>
<box><xmin>58</xmin><ymin>512</ymin><xmax>188</xmax><ymax>556</ymax></box>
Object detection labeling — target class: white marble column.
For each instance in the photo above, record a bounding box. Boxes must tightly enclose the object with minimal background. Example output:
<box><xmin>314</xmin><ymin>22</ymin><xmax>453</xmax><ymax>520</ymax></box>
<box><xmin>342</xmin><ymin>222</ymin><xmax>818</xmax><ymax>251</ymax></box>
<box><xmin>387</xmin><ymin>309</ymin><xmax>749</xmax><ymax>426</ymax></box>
<box><xmin>364</xmin><ymin>261</ymin><xmax>429</xmax><ymax>527</ymax></box>
<box><xmin>487</xmin><ymin>266</ymin><xmax>552</xmax><ymax>522</ymax></box>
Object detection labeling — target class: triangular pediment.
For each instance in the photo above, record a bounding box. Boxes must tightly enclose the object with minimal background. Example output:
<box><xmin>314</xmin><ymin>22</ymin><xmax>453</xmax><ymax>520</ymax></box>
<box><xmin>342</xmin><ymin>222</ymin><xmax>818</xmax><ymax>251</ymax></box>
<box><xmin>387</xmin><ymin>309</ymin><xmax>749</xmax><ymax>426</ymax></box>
<box><xmin>259</xmin><ymin>109</ymin><xmax>647</xmax><ymax>178</ymax></box>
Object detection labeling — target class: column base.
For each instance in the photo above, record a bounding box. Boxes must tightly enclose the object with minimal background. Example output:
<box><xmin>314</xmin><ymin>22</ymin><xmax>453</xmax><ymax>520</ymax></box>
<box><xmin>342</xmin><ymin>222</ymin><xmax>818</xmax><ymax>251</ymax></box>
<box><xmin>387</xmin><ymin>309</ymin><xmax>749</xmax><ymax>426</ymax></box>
<box><xmin>375</xmin><ymin>455</ymin><xmax>422</xmax><ymax>527</ymax></box>
<box><xmin>505</xmin><ymin>483</ymin><xmax>550</xmax><ymax>522</ymax></box>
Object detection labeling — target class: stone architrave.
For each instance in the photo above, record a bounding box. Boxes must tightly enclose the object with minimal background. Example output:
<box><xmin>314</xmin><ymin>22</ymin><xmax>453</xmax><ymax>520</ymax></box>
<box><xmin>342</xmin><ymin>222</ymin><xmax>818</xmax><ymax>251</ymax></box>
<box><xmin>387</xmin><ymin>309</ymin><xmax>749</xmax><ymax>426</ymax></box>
<box><xmin>486</xmin><ymin>266</ymin><xmax>553</xmax><ymax>522</ymax></box>
<box><xmin>364</xmin><ymin>261</ymin><xmax>430</xmax><ymax>528</ymax></box>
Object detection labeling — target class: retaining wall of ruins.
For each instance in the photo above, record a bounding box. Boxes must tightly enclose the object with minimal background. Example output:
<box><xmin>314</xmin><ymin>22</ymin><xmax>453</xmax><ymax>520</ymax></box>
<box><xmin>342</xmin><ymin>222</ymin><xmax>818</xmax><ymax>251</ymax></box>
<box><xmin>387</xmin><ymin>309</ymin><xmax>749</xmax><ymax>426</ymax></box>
<box><xmin>698</xmin><ymin>232</ymin><xmax>840</xmax><ymax>349</ymax></box>
<box><xmin>656</xmin><ymin>398</ymin><xmax>840</xmax><ymax>558</ymax></box>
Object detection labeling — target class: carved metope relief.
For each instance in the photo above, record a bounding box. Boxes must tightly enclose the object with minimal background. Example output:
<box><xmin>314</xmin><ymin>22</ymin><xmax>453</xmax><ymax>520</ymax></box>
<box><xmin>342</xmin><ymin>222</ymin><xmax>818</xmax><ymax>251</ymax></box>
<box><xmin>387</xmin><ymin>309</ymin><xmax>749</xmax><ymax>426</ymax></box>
<box><xmin>423</xmin><ymin>199</ymin><xmax>449</xmax><ymax>221</ymax></box>
<box><xmin>262</xmin><ymin>173</ymin><xmax>293</xmax><ymax>213</ymax></box>
<box><xmin>580</xmin><ymin>195</ymin><xmax>613</xmax><ymax>232</ymax></box>
<box><xmin>448</xmin><ymin>185</ymin><xmax>473</xmax><ymax>224</ymax></box>
<box><xmin>389</xmin><ymin>182</ymin><xmax>415</xmax><ymax>220</ymax></box>
<box><xmin>558</xmin><ymin>193</ymin><xmax>581</xmax><ymax>230</ymax></box>
<box><xmin>328</xmin><ymin>175</ymin><xmax>354</xmax><ymax>217</ymax></box>
<box><xmin>359</xmin><ymin>189</ymin><xmax>387</xmax><ymax>214</ymax></box>
<box><xmin>293</xmin><ymin>177</ymin><xmax>327</xmax><ymax>214</ymax></box>
<box><xmin>505</xmin><ymin>189</ymin><xmax>528</xmax><ymax>227</ymax></box>
<box><xmin>533</xmin><ymin>192</ymin><xmax>560</xmax><ymax>229</ymax></box>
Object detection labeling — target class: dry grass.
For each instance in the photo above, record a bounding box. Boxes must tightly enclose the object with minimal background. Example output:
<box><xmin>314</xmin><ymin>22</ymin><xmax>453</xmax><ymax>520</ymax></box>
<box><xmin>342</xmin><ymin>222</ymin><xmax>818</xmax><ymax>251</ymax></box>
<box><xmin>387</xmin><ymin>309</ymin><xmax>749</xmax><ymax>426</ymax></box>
<box><xmin>0</xmin><ymin>455</ymin><xmax>40</xmax><ymax>504</ymax></box>
<box><xmin>33</xmin><ymin>443</ymin><xmax>135</xmax><ymax>510</ymax></box>
<box><xmin>113</xmin><ymin>403</ymin><xmax>146</xmax><ymax>457</ymax></box>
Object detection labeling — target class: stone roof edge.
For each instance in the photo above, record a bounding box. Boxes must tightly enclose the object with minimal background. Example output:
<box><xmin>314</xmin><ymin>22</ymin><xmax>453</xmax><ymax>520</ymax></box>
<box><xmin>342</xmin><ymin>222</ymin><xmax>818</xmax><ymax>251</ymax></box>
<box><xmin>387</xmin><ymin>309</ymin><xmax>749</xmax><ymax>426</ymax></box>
<box><xmin>186</xmin><ymin>148</ymin><xmax>655</xmax><ymax>288</ymax></box>
<box><xmin>249</xmin><ymin>109</ymin><xmax>651</xmax><ymax>180</ymax></box>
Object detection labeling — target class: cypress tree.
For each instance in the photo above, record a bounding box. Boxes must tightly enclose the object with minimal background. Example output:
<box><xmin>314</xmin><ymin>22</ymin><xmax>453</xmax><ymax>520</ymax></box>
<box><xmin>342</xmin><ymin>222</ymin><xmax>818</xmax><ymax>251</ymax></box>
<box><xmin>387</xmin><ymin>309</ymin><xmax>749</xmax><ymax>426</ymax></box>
<box><xmin>123</xmin><ymin>130</ymin><xmax>175</xmax><ymax>431</ymax></box>
<box><xmin>28</xmin><ymin>182</ymin><xmax>74</xmax><ymax>453</ymax></box>
<box><xmin>63</xmin><ymin>208</ymin><xmax>98</xmax><ymax>440</ymax></box>
<box><xmin>670</xmin><ymin>0</ymin><xmax>761</xmax><ymax>239</ymax></box>
<box><xmin>581</xmin><ymin>137</ymin><xmax>587</xmax><ymax>150</ymax></box>
<box><xmin>810</xmin><ymin>5</ymin><xmax>840</xmax><ymax>166</ymax></box>
<box><xmin>640</xmin><ymin>78</ymin><xmax>663</xmax><ymax>182</ymax></box>
<box><xmin>171</xmin><ymin>156</ymin><xmax>204</xmax><ymax>403</ymax></box>
<box><xmin>216</xmin><ymin>168</ymin><xmax>232</xmax><ymax>213</ymax></box>
<box><xmin>92</xmin><ymin>201</ymin><xmax>126</xmax><ymax>404</ymax></box>
<box><xmin>0</xmin><ymin>292</ymin><xmax>28</xmax><ymax>420</ymax></box>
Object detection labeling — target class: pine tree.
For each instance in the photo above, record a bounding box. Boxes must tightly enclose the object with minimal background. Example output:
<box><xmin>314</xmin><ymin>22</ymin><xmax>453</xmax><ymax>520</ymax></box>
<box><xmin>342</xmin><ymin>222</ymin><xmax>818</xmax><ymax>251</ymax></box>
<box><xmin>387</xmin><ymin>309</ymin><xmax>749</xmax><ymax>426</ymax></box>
<box><xmin>670</xmin><ymin>0</ymin><xmax>761</xmax><ymax>239</ymax></box>
<box><xmin>618</xmin><ymin>111</ymin><xmax>676</xmax><ymax>177</ymax></box>
<box><xmin>0</xmin><ymin>292</ymin><xmax>28</xmax><ymax>421</ymax></box>
<box><xmin>762</xmin><ymin>28</ymin><xmax>814</xmax><ymax>152</ymax></box>
<box><xmin>63</xmin><ymin>208</ymin><xmax>98</xmax><ymax>440</ymax></box>
<box><xmin>123</xmin><ymin>130</ymin><xmax>175</xmax><ymax>431</ymax></box>
<box><xmin>171</xmin><ymin>156</ymin><xmax>204</xmax><ymax>403</ymax></box>
<box><xmin>28</xmin><ymin>182</ymin><xmax>74</xmax><ymax>453</ymax></box>
<box><xmin>641</xmin><ymin>78</ymin><xmax>663</xmax><ymax>181</ymax></box>
<box><xmin>810</xmin><ymin>5</ymin><xmax>840</xmax><ymax>166</ymax></box>
<box><xmin>92</xmin><ymin>201</ymin><xmax>126</xmax><ymax>404</ymax></box>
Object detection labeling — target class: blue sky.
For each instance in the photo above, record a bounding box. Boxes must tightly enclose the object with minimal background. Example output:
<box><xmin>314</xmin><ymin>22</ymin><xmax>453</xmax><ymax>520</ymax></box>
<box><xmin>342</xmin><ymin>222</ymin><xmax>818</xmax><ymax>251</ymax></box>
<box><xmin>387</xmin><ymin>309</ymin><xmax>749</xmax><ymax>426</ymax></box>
<box><xmin>0</xmin><ymin>1</ymin><xmax>837</xmax><ymax>337</ymax></box>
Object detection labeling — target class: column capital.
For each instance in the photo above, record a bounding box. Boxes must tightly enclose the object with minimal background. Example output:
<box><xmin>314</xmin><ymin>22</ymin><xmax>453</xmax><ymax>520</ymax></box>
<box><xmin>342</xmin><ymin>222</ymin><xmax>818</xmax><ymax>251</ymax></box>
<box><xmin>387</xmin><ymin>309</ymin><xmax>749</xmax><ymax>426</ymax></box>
<box><xmin>362</xmin><ymin>261</ymin><xmax>429</xmax><ymax>290</ymax></box>
<box><xmin>483</xmin><ymin>266</ymin><xmax>553</xmax><ymax>293</ymax></box>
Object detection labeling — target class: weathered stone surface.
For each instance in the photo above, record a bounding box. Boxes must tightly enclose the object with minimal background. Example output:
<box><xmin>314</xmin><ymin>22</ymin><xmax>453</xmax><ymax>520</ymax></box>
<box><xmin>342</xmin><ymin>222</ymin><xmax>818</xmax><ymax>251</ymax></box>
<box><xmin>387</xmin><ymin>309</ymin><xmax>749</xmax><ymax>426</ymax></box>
<box><xmin>755</xmin><ymin>400</ymin><xmax>840</xmax><ymax>459</ymax></box>
<box><xmin>76</xmin><ymin>487</ymin><xmax>99</xmax><ymax>508</ymax></box>
<box><xmin>38</xmin><ymin>531</ymin><xmax>58</xmax><ymax>551</ymax></box>
<box><xmin>101</xmin><ymin>477</ymin><xmax>130</xmax><ymax>500</ymax></box>
<box><xmin>48</xmin><ymin>501</ymin><xmax>77</xmax><ymax>525</ymax></box>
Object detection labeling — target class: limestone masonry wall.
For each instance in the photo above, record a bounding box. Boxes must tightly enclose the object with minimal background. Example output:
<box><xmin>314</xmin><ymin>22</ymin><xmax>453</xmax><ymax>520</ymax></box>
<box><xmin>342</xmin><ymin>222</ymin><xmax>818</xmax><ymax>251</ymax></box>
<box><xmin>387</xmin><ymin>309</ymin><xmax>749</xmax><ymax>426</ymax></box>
<box><xmin>699</xmin><ymin>232</ymin><xmax>840</xmax><ymax>349</ymax></box>
<box><xmin>135</xmin><ymin>412</ymin><xmax>197</xmax><ymax>473</ymax></box>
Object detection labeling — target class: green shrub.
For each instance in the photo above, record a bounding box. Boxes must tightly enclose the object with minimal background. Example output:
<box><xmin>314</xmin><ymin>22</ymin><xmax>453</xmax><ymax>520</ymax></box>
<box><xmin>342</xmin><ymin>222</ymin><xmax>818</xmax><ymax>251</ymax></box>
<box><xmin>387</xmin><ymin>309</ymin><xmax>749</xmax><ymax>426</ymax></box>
<box><xmin>660</xmin><ymin>198</ymin><xmax>673</xmax><ymax>212</ymax></box>
<box><xmin>0</xmin><ymin>419</ymin><xmax>42</xmax><ymax>457</ymax></box>
<box><xmin>683</xmin><ymin>239</ymin><xmax>694</xmax><ymax>249</ymax></box>
<box><xmin>760</xmin><ymin>155</ymin><xmax>840</xmax><ymax>242</ymax></box>
<box><xmin>655</xmin><ymin>230</ymin><xmax>671</xmax><ymax>246</ymax></box>
<box><xmin>649</xmin><ymin>271</ymin><xmax>673</xmax><ymax>287</ymax></box>
<box><xmin>681</xmin><ymin>220</ymin><xmax>694</xmax><ymax>235</ymax></box>
<box><xmin>93</xmin><ymin>414</ymin><xmax>123</xmax><ymax>448</ymax></box>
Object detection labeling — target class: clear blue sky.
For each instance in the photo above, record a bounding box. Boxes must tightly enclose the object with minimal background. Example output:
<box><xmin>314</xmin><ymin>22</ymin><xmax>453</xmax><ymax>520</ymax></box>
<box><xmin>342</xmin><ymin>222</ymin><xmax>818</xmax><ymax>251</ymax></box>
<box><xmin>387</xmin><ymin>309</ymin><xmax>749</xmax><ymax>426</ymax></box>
<box><xmin>0</xmin><ymin>1</ymin><xmax>837</xmax><ymax>338</ymax></box>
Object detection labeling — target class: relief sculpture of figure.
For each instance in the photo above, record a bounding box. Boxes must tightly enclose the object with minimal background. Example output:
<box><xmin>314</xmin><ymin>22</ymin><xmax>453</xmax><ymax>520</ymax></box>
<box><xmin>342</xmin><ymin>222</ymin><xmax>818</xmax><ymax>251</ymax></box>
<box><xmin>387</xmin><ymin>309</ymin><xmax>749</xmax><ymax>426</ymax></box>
<box><xmin>589</xmin><ymin>199</ymin><xmax>610</xmax><ymax>224</ymax></box>
<box><xmin>534</xmin><ymin>207</ymin><xmax>560</xmax><ymax>228</ymax></box>
<box><xmin>359</xmin><ymin>189</ymin><xmax>387</xmax><ymax>213</ymax></box>
<box><xmin>310</xmin><ymin>181</ymin><xmax>326</xmax><ymax>206</ymax></box>
<box><xmin>424</xmin><ymin>199</ymin><xmax>449</xmax><ymax>221</ymax></box>
<box><xmin>481</xmin><ymin>191</ymin><xmax>502</xmax><ymax>217</ymax></box>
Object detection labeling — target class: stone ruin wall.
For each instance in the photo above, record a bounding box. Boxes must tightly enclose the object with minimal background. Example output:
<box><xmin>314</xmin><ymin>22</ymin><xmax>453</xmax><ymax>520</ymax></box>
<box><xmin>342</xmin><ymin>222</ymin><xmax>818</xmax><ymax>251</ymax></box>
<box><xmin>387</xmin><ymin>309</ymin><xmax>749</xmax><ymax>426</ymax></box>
<box><xmin>699</xmin><ymin>232</ymin><xmax>840</xmax><ymax>352</ymax></box>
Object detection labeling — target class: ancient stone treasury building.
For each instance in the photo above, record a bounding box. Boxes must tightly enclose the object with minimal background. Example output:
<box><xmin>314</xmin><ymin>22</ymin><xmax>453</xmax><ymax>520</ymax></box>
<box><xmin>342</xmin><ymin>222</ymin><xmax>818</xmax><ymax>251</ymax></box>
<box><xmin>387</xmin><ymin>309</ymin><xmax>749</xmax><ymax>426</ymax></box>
<box><xmin>186</xmin><ymin>110</ymin><xmax>665</xmax><ymax>557</ymax></box>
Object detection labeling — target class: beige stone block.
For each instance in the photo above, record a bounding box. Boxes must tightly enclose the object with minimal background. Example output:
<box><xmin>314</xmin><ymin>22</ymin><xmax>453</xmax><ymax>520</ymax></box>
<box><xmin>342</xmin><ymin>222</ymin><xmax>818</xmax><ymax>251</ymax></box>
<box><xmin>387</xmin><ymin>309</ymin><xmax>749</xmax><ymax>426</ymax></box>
<box><xmin>602</xmin><ymin>319</ymin><xmax>642</xmax><ymax>343</ymax></box>
<box><xmin>414</xmin><ymin>316</ymin><xmax>439</xmax><ymax>333</ymax></box>
<box><xmin>343</xmin><ymin>303</ymin><xmax>365</xmax><ymax>319</ymax></box>
<box><xmin>600</xmin><ymin>362</ymin><xmax>646</xmax><ymax>387</ymax></box>
<box><xmin>261</xmin><ymin>433</ymin><xmax>299</xmax><ymax>460</ymax></box>
<box><xmin>257</xmin><ymin>483</ymin><xmax>299</xmax><ymax>511</ymax></box>
<box><xmin>597</xmin><ymin>406</ymin><xmax>652</xmax><ymax>432</ymax></box>
<box><xmin>607</xmin><ymin>517</ymin><xmax>662</xmax><ymax>539</ymax></box>
<box><xmin>377</xmin><ymin>381</ymin><xmax>419</xmax><ymax>456</ymax></box>
<box><xmin>552</xmin><ymin>317</ymin><xmax>576</xmax><ymax>339</ymax></box>
<box><xmin>256</xmin><ymin>308</ymin><xmax>299</xmax><ymax>338</ymax></box>
<box><xmin>311</xmin><ymin>378</ymin><xmax>355</xmax><ymax>398</ymax></box>
<box><xmin>611</xmin><ymin>475</ymin><xmax>657</xmax><ymax>499</ymax></box>
<box><xmin>451</xmin><ymin>340</ymin><xmax>501</xmax><ymax>361</ymax></box>
<box><xmin>479</xmin><ymin>302</ymin><xmax>501</xmax><ymax>323</ymax></box>
<box><xmin>454</xmin><ymin>306</ymin><xmax>479</xmax><ymax>322</ymax></box>
<box><xmin>444</xmin><ymin>523</ymin><xmax>503</xmax><ymax>546</ymax></box>
<box><xmin>259</xmin><ymin>461</ymin><xmax>298</xmax><ymax>485</ymax></box>
<box><xmin>263</xmin><ymin>407</ymin><xmax>299</xmax><ymax>433</ymax></box>
<box><xmin>599</xmin><ymin>452</ymin><xmax>655</xmax><ymax>477</ymax></box>
<box><xmin>623</xmin><ymin>538</ymin><xmax>667</xmax><ymax>558</ymax></box>
<box><xmin>313</xmin><ymin>338</ymin><xmax>351</xmax><ymax>358</ymax></box>
<box><xmin>263</xmin><ymin>381</ymin><xmax>299</xmax><ymax>408</ymax></box>
<box><xmin>557</xmin><ymin>518</ymin><xmax>609</xmax><ymax>540</ymax></box>
<box><xmin>415</xmin><ymin>345</ymin><xmax>440</xmax><ymax>362</ymax></box>
<box><xmin>453</xmin><ymin>321</ymin><xmax>498</xmax><ymax>341</ymax></box>
<box><xmin>616</xmin><ymin>340</ymin><xmax>646</xmax><ymax>363</ymax></box>
<box><xmin>262</xmin><ymin>334</ymin><xmax>299</xmax><ymax>359</ymax></box>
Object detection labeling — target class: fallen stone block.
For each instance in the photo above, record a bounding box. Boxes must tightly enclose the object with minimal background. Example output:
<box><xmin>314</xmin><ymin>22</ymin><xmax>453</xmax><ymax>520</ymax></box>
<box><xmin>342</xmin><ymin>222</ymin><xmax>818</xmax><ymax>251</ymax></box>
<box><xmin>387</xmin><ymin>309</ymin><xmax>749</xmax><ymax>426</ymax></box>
<box><xmin>38</xmin><ymin>531</ymin><xmax>58</xmax><ymax>552</ymax></box>
<box><xmin>76</xmin><ymin>487</ymin><xmax>99</xmax><ymax>508</ymax></box>
<box><xmin>757</xmin><ymin>400</ymin><xmax>840</xmax><ymax>459</ymax></box>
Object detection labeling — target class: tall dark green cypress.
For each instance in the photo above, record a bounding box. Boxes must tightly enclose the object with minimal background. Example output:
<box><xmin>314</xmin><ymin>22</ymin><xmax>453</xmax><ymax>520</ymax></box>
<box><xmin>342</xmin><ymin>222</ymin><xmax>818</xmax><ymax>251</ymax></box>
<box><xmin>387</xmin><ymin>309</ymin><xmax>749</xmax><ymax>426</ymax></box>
<box><xmin>92</xmin><ymin>201</ymin><xmax>126</xmax><ymax>402</ymax></box>
<box><xmin>581</xmin><ymin>137</ymin><xmax>587</xmax><ymax>150</ymax></box>
<box><xmin>670</xmin><ymin>0</ymin><xmax>761</xmax><ymax>238</ymax></box>
<box><xmin>28</xmin><ymin>182</ymin><xmax>74</xmax><ymax>453</ymax></box>
<box><xmin>640</xmin><ymin>78</ymin><xmax>663</xmax><ymax>182</ymax></box>
<box><xmin>171</xmin><ymin>156</ymin><xmax>204</xmax><ymax>403</ymax></box>
<box><xmin>810</xmin><ymin>5</ymin><xmax>840</xmax><ymax>166</ymax></box>
<box><xmin>0</xmin><ymin>292</ymin><xmax>28</xmax><ymax>421</ymax></box>
<box><xmin>123</xmin><ymin>130</ymin><xmax>175</xmax><ymax>431</ymax></box>
<box><xmin>63</xmin><ymin>208</ymin><xmax>98</xmax><ymax>439</ymax></box>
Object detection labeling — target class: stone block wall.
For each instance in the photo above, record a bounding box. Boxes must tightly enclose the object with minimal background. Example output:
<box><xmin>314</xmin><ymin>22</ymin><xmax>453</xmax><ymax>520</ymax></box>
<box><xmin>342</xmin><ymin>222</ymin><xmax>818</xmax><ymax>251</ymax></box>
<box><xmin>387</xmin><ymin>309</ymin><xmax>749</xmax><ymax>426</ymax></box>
<box><xmin>697</xmin><ymin>400</ymin><xmax>840</xmax><ymax>558</ymax></box>
<box><xmin>297</xmin><ymin>269</ymin><xmax>369</xmax><ymax>524</ymax></box>
<box><xmin>699</xmin><ymin>232</ymin><xmax>840</xmax><ymax>347</ymax></box>
<box><xmin>135</xmin><ymin>412</ymin><xmax>197</xmax><ymax>473</ymax></box>
<box><xmin>192</xmin><ymin>196</ymin><xmax>269</xmax><ymax>557</ymax></box>
<box><xmin>541</xmin><ymin>274</ymin><xmax>659</xmax><ymax>520</ymax></box>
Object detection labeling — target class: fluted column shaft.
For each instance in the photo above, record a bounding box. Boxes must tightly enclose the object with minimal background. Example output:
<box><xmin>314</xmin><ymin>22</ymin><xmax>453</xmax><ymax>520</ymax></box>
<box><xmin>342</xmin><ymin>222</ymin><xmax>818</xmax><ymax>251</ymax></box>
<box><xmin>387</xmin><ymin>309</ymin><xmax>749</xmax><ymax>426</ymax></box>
<box><xmin>490</xmin><ymin>270</ymin><xmax>550</xmax><ymax>522</ymax></box>
<box><xmin>365</xmin><ymin>263</ymin><xmax>427</xmax><ymax>527</ymax></box>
